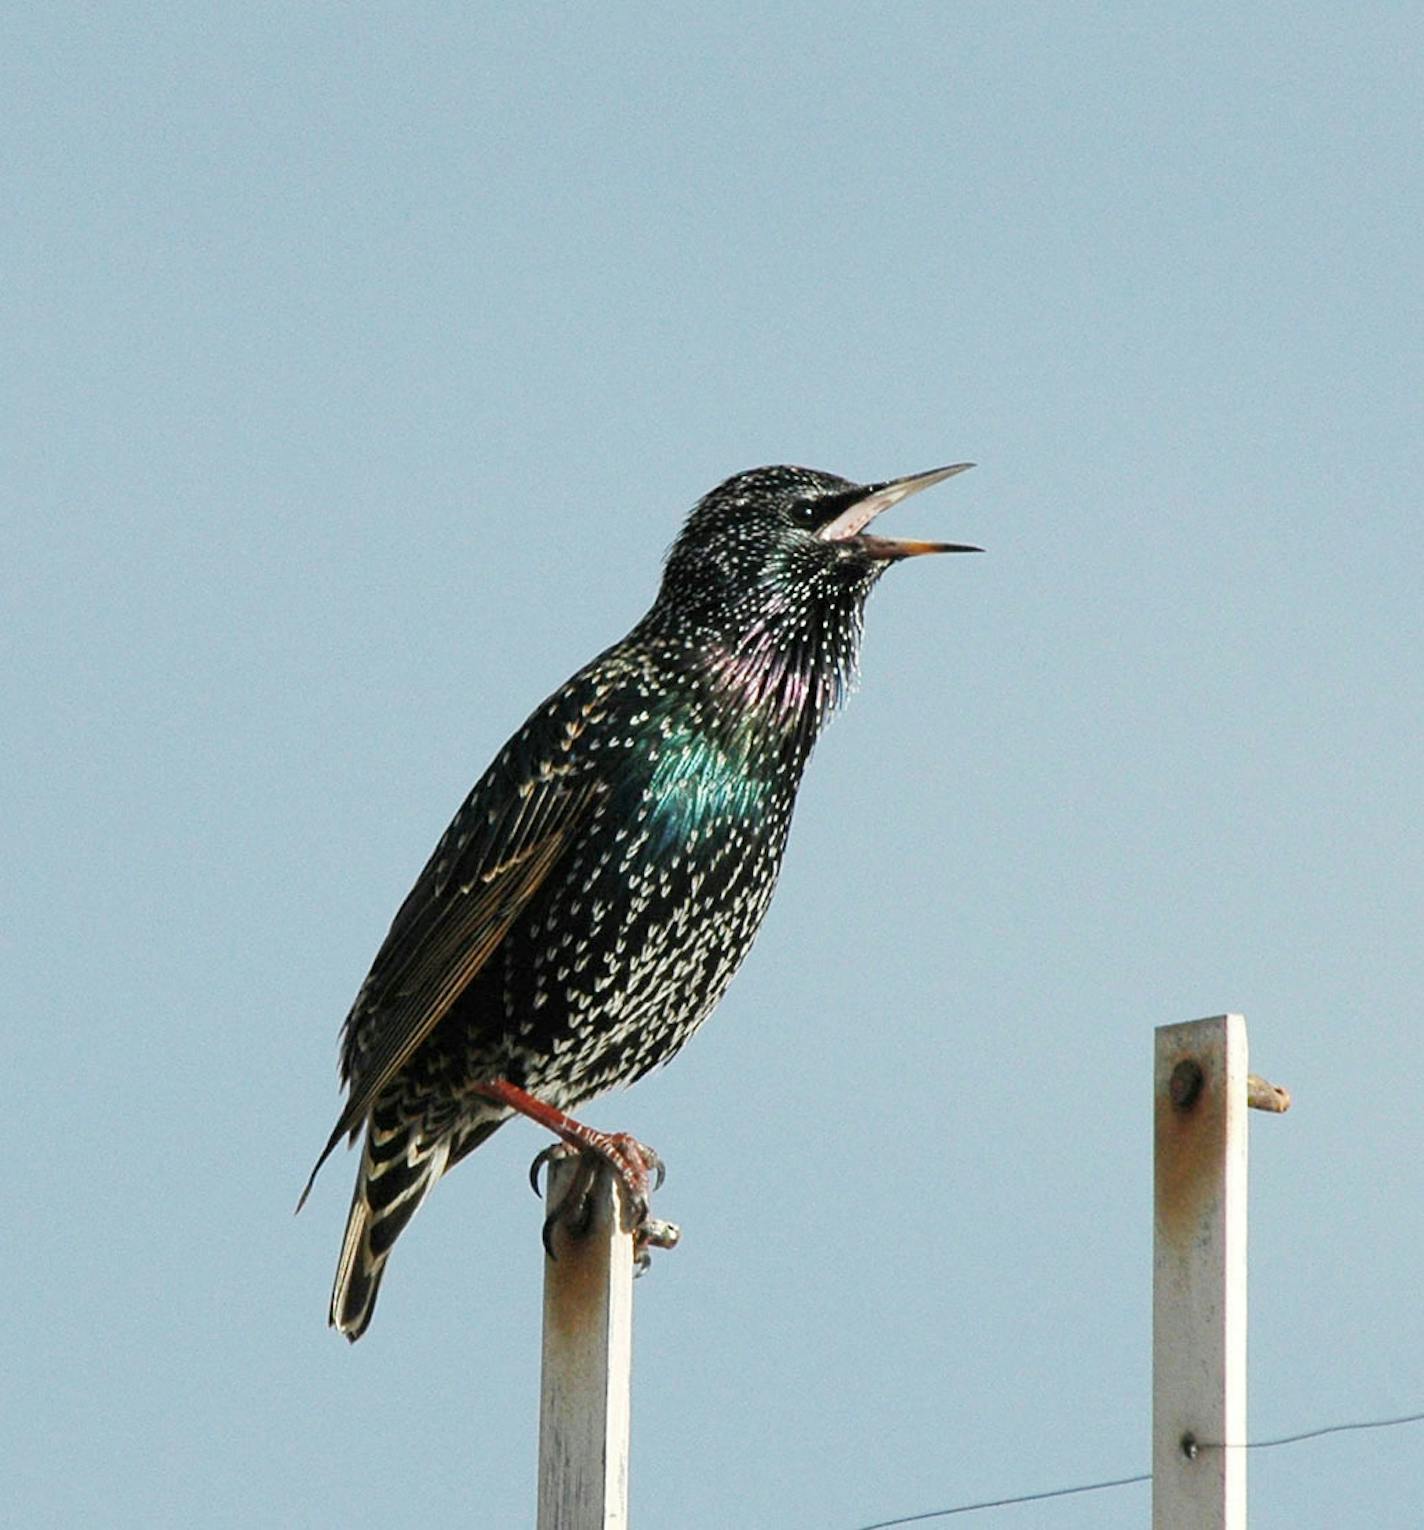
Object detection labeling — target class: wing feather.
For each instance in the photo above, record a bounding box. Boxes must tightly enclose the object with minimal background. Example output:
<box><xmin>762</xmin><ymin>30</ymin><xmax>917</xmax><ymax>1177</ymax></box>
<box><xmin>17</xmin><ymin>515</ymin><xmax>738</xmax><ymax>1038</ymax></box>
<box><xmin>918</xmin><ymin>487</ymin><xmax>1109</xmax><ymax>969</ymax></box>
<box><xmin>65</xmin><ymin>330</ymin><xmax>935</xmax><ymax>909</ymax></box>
<box><xmin>298</xmin><ymin>688</ymin><xmax>613</xmax><ymax>1208</ymax></box>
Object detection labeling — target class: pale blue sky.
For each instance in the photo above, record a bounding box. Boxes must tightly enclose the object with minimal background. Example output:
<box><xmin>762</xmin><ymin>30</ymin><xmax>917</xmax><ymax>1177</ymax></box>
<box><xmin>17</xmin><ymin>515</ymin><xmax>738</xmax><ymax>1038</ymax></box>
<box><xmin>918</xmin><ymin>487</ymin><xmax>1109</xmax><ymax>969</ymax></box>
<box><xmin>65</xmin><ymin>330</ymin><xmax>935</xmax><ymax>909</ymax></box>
<box><xmin>6</xmin><ymin>5</ymin><xmax>1422</xmax><ymax>1527</ymax></box>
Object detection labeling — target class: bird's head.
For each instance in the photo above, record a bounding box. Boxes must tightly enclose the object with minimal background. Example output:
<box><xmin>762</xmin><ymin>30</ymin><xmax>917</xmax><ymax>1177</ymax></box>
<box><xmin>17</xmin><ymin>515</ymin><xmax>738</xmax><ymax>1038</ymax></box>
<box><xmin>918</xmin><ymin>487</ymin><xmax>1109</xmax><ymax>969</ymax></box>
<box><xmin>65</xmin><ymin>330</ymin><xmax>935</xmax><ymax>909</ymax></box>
<box><xmin>654</xmin><ymin>463</ymin><xmax>978</xmax><ymax>632</ymax></box>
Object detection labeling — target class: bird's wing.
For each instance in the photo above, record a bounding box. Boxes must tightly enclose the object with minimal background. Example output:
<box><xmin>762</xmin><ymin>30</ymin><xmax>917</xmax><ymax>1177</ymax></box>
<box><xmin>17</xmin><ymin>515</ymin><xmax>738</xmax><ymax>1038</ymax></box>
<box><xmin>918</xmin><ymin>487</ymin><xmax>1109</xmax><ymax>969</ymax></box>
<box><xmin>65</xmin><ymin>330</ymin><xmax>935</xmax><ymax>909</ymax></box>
<box><xmin>299</xmin><ymin>685</ymin><xmax>613</xmax><ymax>1205</ymax></box>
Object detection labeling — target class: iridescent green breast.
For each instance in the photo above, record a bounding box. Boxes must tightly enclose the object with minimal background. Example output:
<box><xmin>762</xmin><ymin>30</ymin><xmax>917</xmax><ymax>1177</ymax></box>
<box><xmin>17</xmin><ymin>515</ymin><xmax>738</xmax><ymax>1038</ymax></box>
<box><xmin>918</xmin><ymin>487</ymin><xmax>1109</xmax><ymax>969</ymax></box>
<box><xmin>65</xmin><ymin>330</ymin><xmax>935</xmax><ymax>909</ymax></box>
<box><xmin>646</xmin><ymin>724</ymin><xmax>772</xmax><ymax>849</ymax></box>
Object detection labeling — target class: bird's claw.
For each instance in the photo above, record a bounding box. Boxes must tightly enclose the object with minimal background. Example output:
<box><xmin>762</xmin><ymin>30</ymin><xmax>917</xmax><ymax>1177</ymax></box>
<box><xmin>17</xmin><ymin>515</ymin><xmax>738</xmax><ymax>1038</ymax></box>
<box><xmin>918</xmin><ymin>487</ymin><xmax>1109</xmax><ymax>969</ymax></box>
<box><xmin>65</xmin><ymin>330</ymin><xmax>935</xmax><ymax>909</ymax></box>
<box><xmin>537</xmin><ymin>1147</ymin><xmax>599</xmax><ymax>1257</ymax></box>
<box><xmin>527</xmin><ymin>1132</ymin><xmax>677</xmax><ymax>1268</ymax></box>
<box><xmin>529</xmin><ymin>1141</ymin><xmax>579</xmax><ymax>1199</ymax></box>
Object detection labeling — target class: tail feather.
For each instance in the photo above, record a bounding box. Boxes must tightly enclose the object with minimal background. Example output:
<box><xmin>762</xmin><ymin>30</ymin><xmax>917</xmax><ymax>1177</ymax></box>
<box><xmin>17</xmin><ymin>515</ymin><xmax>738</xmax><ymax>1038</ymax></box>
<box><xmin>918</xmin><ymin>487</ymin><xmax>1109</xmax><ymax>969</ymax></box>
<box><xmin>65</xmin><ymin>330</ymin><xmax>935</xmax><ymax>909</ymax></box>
<box><xmin>328</xmin><ymin>1109</ymin><xmax>508</xmax><ymax>1341</ymax></box>
<box><xmin>330</xmin><ymin>1120</ymin><xmax>449</xmax><ymax>1341</ymax></box>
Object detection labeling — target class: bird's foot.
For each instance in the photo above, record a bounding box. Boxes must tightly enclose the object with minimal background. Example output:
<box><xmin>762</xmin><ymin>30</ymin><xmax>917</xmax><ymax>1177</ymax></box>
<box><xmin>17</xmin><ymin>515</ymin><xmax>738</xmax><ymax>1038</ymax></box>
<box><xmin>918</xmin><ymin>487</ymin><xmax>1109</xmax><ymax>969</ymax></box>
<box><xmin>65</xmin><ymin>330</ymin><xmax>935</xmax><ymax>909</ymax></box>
<box><xmin>469</xmin><ymin>1080</ymin><xmax>678</xmax><ymax>1266</ymax></box>
<box><xmin>528</xmin><ymin>1133</ymin><xmax>677</xmax><ymax>1269</ymax></box>
<box><xmin>530</xmin><ymin>1142</ymin><xmax>600</xmax><ymax>1253</ymax></box>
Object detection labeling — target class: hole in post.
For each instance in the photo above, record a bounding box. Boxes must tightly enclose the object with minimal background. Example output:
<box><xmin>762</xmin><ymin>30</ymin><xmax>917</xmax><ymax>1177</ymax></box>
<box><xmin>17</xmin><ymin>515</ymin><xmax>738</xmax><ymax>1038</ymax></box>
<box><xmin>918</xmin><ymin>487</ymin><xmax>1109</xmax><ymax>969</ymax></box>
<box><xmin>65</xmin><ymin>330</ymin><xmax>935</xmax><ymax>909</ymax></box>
<box><xmin>1170</xmin><ymin>1059</ymin><xmax>1205</xmax><ymax>1111</ymax></box>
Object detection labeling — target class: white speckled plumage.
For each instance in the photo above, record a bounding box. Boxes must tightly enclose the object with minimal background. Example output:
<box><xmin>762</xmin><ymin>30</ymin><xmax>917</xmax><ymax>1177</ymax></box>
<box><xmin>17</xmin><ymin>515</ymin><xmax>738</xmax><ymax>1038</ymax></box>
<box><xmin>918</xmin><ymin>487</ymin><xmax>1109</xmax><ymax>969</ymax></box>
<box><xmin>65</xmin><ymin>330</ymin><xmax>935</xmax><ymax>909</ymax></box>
<box><xmin>304</xmin><ymin>462</ymin><xmax>975</xmax><ymax>1338</ymax></box>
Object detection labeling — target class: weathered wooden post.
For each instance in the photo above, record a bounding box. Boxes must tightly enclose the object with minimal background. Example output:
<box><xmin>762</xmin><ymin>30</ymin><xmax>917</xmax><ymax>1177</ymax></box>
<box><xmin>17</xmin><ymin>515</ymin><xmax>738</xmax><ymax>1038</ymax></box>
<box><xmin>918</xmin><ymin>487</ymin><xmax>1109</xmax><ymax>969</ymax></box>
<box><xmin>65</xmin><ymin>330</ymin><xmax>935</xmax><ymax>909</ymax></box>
<box><xmin>1153</xmin><ymin>1014</ymin><xmax>1291</xmax><ymax>1530</ymax></box>
<box><xmin>536</xmin><ymin>1156</ymin><xmax>636</xmax><ymax>1530</ymax></box>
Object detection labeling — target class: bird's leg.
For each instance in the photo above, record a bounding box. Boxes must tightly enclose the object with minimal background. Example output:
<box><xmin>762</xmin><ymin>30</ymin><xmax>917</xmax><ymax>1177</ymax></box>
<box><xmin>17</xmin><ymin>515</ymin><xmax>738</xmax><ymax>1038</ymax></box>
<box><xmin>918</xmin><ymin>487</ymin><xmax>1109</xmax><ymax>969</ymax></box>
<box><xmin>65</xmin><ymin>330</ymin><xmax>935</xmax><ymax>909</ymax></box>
<box><xmin>472</xmin><ymin>1079</ymin><xmax>679</xmax><ymax>1266</ymax></box>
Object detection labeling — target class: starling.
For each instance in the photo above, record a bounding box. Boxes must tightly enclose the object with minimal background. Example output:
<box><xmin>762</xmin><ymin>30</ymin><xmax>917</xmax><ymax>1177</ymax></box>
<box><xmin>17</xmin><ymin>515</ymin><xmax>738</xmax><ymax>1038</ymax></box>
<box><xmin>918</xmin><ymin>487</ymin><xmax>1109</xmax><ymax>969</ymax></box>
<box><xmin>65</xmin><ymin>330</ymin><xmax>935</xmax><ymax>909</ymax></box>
<box><xmin>302</xmin><ymin>462</ymin><xmax>977</xmax><ymax>1340</ymax></box>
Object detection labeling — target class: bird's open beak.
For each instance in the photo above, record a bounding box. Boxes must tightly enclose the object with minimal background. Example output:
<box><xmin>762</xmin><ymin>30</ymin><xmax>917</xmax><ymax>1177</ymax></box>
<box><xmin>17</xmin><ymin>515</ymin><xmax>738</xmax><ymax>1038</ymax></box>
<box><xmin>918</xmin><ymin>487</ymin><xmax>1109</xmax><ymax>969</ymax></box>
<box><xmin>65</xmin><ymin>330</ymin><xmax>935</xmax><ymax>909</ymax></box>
<box><xmin>817</xmin><ymin>463</ymin><xmax>980</xmax><ymax>560</ymax></box>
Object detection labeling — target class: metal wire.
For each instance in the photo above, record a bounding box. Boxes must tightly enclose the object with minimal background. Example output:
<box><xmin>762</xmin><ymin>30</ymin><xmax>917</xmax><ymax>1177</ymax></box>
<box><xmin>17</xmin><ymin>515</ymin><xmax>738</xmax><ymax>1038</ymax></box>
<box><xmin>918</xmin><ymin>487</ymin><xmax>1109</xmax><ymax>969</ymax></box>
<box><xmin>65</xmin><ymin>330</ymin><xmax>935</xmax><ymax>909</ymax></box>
<box><xmin>850</xmin><ymin>1472</ymin><xmax>1151</xmax><ymax>1528</ymax></box>
<box><xmin>848</xmin><ymin>1406</ymin><xmax>1424</xmax><ymax>1528</ymax></box>
<box><xmin>1203</xmin><ymin>1408</ymin><xmax>1424</xmax><ymax>1453</ymax></box>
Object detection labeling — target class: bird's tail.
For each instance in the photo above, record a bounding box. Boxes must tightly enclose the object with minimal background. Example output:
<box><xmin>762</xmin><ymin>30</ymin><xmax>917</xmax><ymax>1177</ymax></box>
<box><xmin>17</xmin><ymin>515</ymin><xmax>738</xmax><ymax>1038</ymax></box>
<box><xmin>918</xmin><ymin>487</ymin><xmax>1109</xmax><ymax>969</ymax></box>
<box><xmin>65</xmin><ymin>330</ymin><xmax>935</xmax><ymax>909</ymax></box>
<box><xmin>329</xmin><ymin>1106</ymin><xmax>505</xmax><ymax>1341</ymax></box>
<box><xmin>330</xmin><ymin>1115</ymin><xmax>447</xmax><ymax>1342</ymax></box>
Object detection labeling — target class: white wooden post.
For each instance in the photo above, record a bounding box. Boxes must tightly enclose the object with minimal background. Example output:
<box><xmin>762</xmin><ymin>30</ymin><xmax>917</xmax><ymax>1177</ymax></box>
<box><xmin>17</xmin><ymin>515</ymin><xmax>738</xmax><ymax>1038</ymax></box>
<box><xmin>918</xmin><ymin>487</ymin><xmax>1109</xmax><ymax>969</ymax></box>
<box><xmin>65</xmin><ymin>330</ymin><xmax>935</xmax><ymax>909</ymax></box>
<box><xmin>537</xmin><ymin>1156</ymin><xmax>635</xmax><ymax>1530</ymax></box>
<box><xmin>1153</xmin><ymin>1015</ymin><xmax>1251</xmax><ymax>1528</ymax></box>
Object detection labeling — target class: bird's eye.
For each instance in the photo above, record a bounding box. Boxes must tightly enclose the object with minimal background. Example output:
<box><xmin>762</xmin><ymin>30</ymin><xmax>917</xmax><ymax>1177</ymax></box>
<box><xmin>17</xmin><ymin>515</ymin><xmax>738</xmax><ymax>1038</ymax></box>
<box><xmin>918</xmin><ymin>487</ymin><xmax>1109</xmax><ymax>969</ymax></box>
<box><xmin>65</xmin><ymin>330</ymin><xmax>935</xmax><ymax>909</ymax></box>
<box><xmin>787</xmin><ymin>497</ymin><xmax>820</xmax><ymax>526</ymax></box>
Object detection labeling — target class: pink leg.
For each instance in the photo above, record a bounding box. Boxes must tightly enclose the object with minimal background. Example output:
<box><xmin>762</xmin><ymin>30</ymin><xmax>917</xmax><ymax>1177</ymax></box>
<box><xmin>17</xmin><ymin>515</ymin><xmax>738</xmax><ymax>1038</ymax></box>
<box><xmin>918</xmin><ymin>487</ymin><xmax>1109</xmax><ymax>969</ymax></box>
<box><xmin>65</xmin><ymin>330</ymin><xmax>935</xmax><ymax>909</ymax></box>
<box><xmin>471</xmin><ymin>1080</ymin><xmax>678</xmax><ymax>1264</ymax></box>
